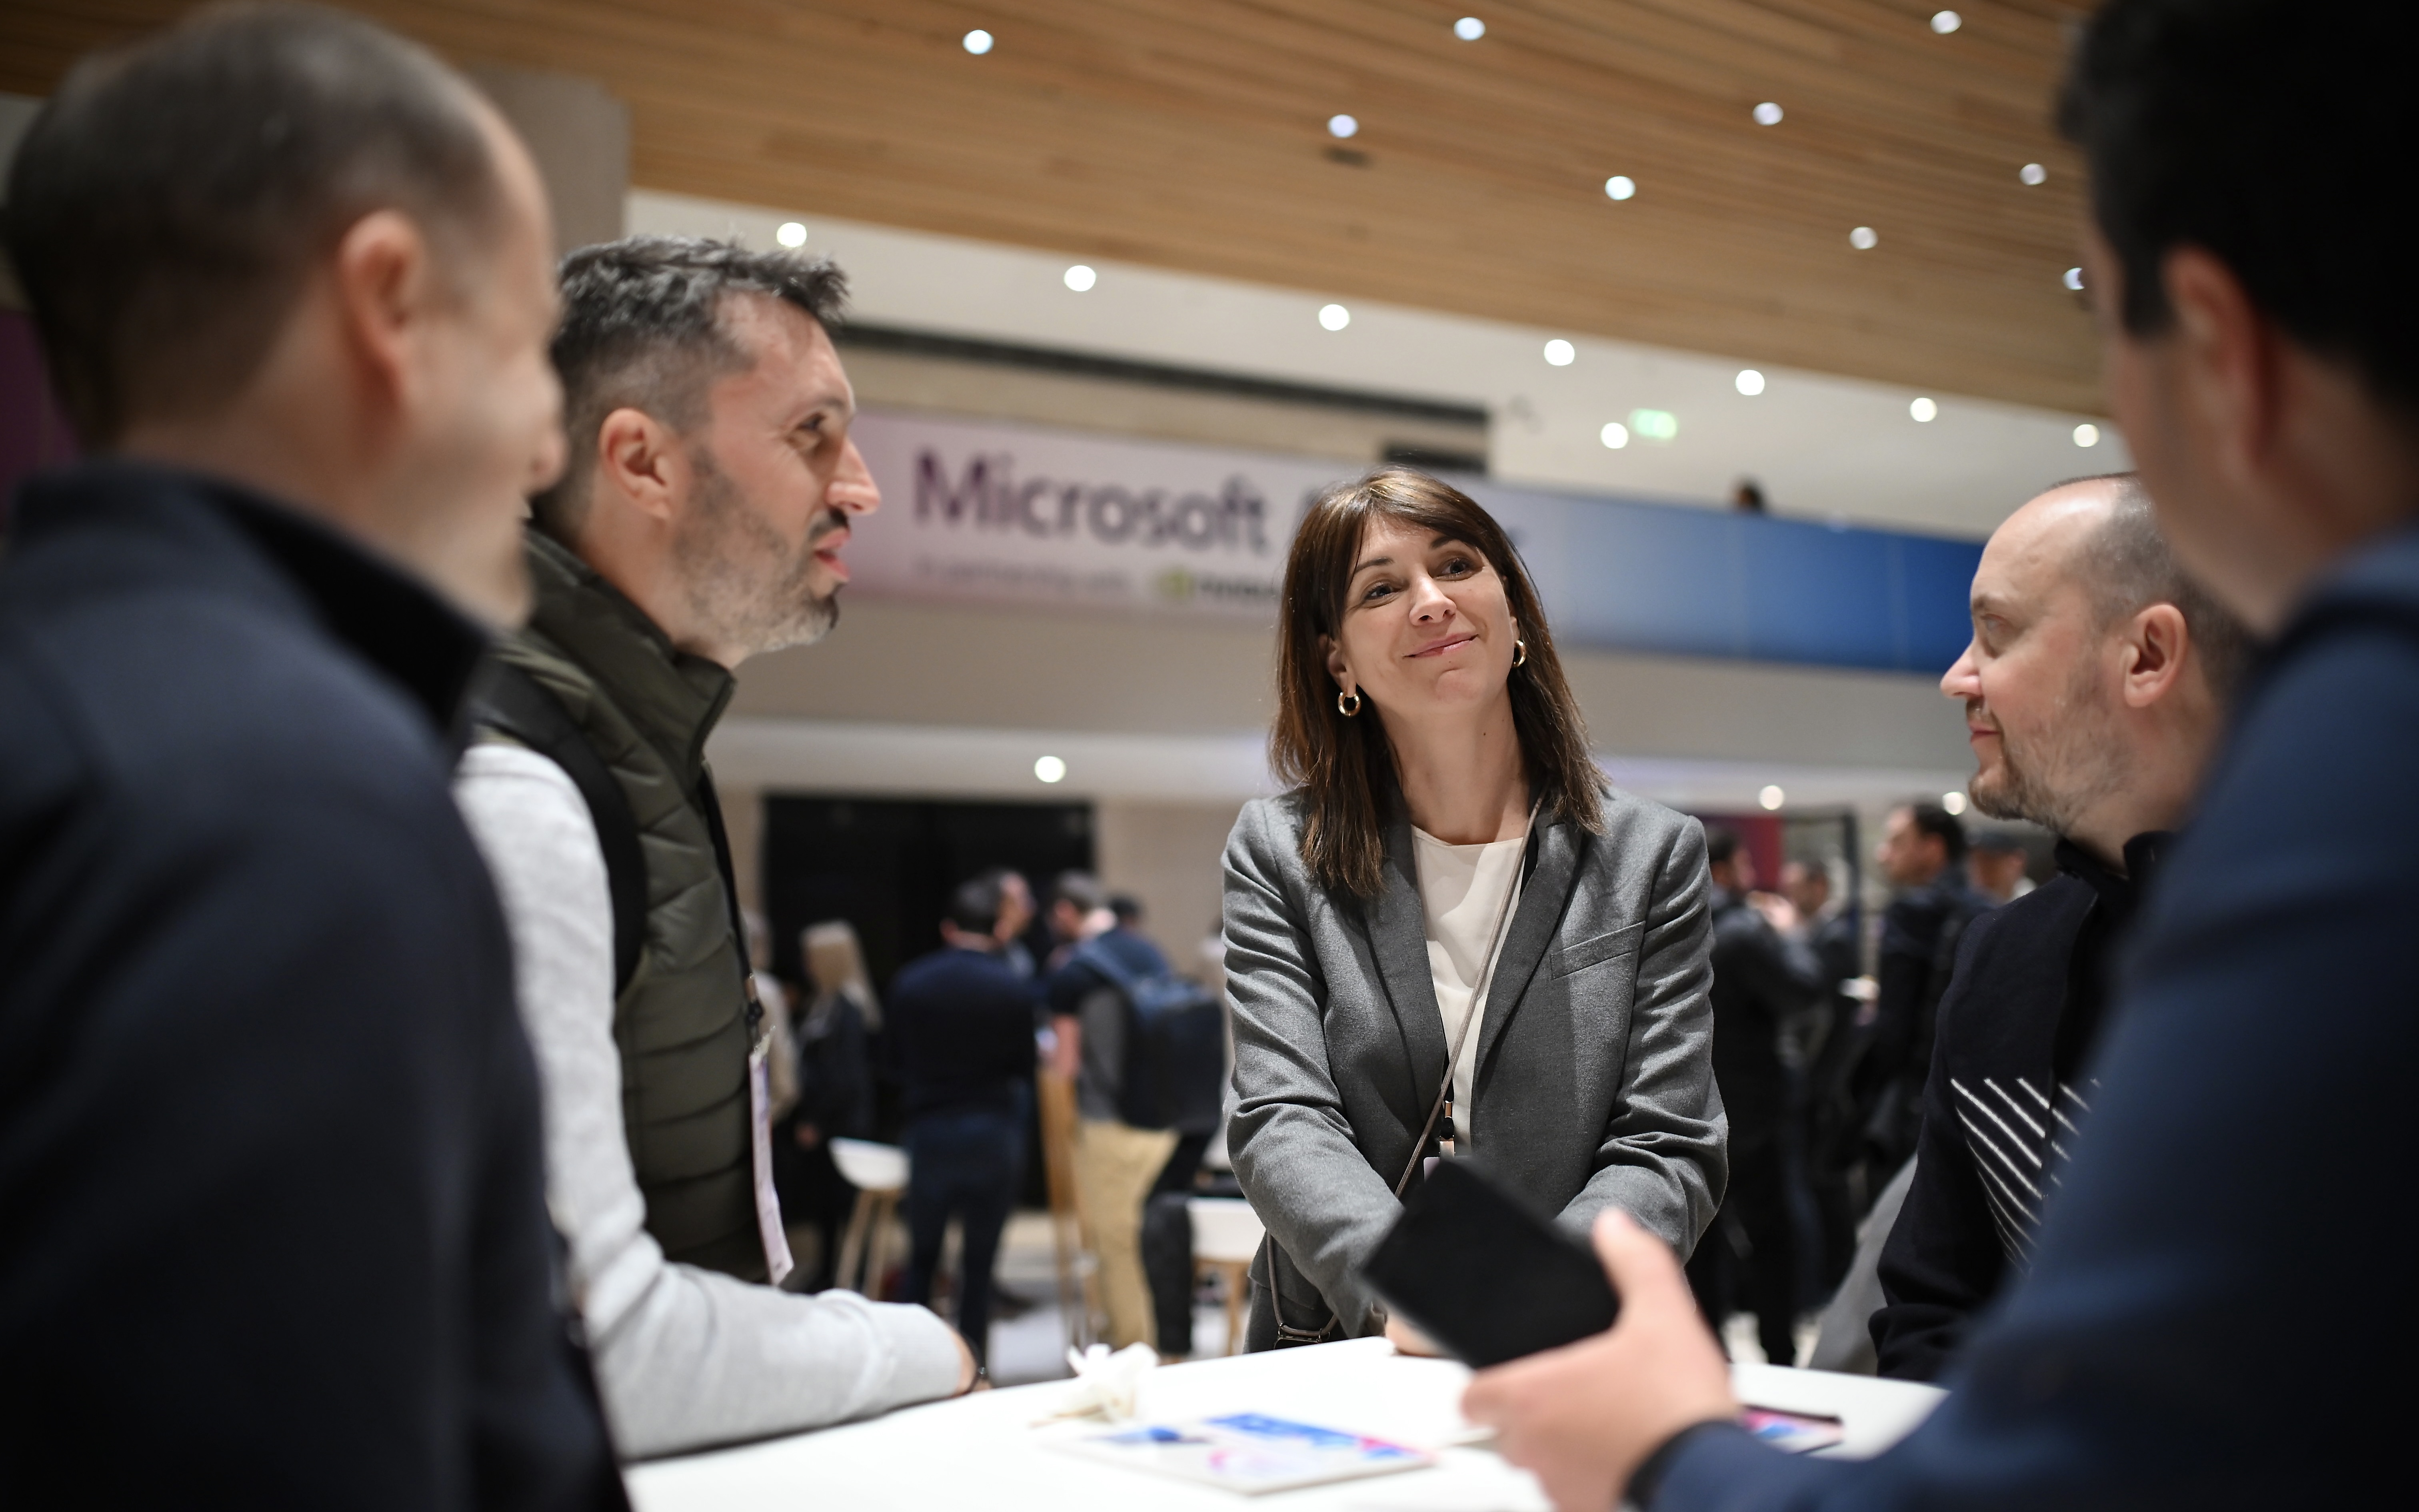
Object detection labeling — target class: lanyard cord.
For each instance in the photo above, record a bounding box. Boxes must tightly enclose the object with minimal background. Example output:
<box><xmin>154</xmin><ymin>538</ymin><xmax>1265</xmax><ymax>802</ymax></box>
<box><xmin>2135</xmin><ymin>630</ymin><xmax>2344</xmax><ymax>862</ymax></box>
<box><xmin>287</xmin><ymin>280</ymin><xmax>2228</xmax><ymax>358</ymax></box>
<box><xmin>1389</xmin><ymin>804</ymin><xmax>1534</xmax><ymax>1198</ymax></box>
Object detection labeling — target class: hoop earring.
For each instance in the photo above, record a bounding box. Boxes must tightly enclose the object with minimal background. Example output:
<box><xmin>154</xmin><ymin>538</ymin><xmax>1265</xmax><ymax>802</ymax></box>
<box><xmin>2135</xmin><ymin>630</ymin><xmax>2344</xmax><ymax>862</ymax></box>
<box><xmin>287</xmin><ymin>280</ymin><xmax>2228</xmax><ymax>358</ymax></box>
<box><xmin>1513</xmin><ymin>638</ymin><xmax>1529</xmax><ymax>669</ymax></box>
<box><xmin>1337</xmin><ymin>689</ymin><xmax>1363</xmax><ymax>717</ymax></box>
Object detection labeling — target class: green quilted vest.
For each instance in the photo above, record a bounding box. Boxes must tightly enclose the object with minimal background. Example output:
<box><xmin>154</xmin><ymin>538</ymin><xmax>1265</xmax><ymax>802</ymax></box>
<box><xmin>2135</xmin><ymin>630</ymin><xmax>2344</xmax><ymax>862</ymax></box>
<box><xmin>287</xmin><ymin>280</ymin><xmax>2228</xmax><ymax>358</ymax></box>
<box><xmin>490</xmin><ymin>531</ymin><xmax>766</xmax><ymax>1281</ymax></box>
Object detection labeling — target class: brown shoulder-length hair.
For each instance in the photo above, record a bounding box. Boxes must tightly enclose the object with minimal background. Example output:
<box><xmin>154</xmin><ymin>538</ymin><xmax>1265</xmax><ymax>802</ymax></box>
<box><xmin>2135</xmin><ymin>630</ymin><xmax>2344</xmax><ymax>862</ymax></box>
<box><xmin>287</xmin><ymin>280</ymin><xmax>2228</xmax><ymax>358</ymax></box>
<box><xmin>1271</xmin><ymin>466</ymin><xmax>1604</xmax><ymax>897</ymax></box>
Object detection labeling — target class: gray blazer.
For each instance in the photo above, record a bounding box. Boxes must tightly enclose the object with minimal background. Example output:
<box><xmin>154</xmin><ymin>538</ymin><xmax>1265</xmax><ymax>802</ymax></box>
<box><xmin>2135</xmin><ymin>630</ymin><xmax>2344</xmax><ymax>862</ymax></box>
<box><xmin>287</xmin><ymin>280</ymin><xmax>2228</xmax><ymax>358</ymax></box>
<box><xmin>1222</xmin><ymin>789</ymin><xmax>1727</xmax><ymax>1340</ymax></box>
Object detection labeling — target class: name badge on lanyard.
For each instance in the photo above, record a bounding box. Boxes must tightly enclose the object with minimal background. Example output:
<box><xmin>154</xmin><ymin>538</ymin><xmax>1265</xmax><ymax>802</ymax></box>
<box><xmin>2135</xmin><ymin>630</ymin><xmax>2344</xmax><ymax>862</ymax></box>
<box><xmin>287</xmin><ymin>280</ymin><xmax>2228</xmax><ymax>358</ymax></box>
<box><xmin>749</xmin><ymin>1022</ymin><xmax>794</xmax><ymax>1286</ymax></box>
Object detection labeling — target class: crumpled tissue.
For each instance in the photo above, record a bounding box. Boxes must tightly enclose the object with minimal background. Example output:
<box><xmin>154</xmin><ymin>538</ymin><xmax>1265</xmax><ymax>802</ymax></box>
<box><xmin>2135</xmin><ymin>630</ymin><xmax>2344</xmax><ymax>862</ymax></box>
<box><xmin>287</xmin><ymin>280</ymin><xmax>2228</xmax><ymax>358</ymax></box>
<box><xmin>1046</xmin><ymin>1342</ymin><xmax>1159</xmax><ymax>1422</ymax></box>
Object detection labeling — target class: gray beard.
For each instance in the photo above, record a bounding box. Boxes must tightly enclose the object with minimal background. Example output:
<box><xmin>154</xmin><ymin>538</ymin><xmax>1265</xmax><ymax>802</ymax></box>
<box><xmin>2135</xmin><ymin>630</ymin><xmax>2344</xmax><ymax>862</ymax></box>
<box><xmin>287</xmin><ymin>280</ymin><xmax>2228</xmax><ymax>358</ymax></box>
<box><xmin>671</xmin><ymin>445</ymin><xmax>840</xmax><ymax>657</ymax></box>
<box><xmin>1969</xmin><ymin>666</ymin><xmax>2127</xmax><ymax>836</ymax></box>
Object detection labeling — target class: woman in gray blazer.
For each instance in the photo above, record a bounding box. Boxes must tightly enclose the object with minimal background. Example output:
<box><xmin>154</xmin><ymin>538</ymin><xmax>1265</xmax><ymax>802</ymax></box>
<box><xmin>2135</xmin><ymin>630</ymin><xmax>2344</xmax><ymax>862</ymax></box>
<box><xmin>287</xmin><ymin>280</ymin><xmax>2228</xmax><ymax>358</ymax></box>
<box><xmin>1223</xmin><ymin>466</ymin><xmax>1725</xmax><ymax>1350</ymax></box>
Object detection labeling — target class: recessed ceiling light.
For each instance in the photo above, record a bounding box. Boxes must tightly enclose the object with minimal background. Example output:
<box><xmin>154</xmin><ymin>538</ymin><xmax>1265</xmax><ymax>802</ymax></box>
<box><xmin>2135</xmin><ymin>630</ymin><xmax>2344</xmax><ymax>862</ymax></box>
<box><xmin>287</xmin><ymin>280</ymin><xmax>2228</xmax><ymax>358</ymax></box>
<box><xmin>1319</xmin><ymin>303</ymin><xmax>1351</xmax><ymax>331</ymax></box>
<box><xmin>1850</xmin><ymin>226</ymin><xmax>1879</xmax><ymax>250</ymax></box>
<box><xmin>1034</xmin><ymin>755</ymin><xmax>1066</xmax><ymax>784</ymax></box>
<box><xmin>1911</xmin><ymin>396</ymin><xmax>1938</xmax><ymax>422</ymax></box>
<box><xmin>1735</xmin><ymin>369</ymin><xmax>1766</xmax><ymax>396</ymax></box>
<box><xmin>1942</xmin><ymin>790</ymin><xmax>1968</xmax><ymax>814</ymax></box>
<box><xmin>1454</xmin><ymin>16</ymin><xmax>1485</xmax><ymax>41</ymax></box>
<box><xmin>2020</xmin><ymin>162</ymin><xmax>2047</xmax><ymax>185</ymax></box>
<box><xmin>1629</xmin><ymin>408</ymin><xmax>1678</xmax><ymax>441</ymax></box>
<box><xmin>1600</xmin><ymin>421</ymin><xmax>1630</xmax><ymax>449</ymax></box>
<box><xmin>2064</xmin><ymin>266</ymin><xmax>2086</xmax><ymax>291</ymax></box>
<box><xmin>775</xmin><ymin>221</ymin><xmax>807</xmax><ymax>248</ymax></box>
<box><xmin>1063</xmin><ymin>264</ymin><xmax>1097</xmax><ymax>292</ymax></box>
<box><xmin>1759</xmin><ymin>785</ymin><xmax>1786</xmax><ymax>811</ymax></box>
<box><xmin>1328</xmin><ymin>114</ymin><xmax>1359</xmax><ymax>139</ymax></box>
<box><xmin>1543</xmin><ymin>339</ymin><xmax>1575</xmax><ymax>366</ymax></box>
<box><xmin>1931</xmin><ymin>10</ymin><xmax>1962</xmax><ymax>34</ymax></box>
<box><xmin>2074</xmin><ymin>423</ymin><xmax>2101</xmax><ymax>448</ymax></box>
<box><xmin>1753</xmin><ymin>101</ymin><xmax>1783</xmax><ymax>126</ymax></box>
<box><xmin>1605</xmin><ymin>174</ymin><xmax>1637</xmax><ymax>201</ymax></box>
<box><xmin>963</xmin><ymin>28</ymin><xmax>994</xmax><ymax>54</ymax></box>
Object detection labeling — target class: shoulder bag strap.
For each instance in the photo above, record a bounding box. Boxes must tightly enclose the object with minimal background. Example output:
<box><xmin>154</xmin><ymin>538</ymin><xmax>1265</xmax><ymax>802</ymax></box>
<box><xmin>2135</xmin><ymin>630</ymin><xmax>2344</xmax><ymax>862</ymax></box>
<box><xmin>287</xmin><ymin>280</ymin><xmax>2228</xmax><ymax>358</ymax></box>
<box><xmin>1270</xmin><ymin>803</ymin><xmax>1537</xmax><ymax>1347</ymax></box>
<box><xmin>694</xmin><ymin>766</ymin><xmax>765</xmax><ymax>1040</ymax></box>
<box><xmin>1070</xmin><ymin>939</ymin><xmax>1142</xmax><ymax>993</ymax></box>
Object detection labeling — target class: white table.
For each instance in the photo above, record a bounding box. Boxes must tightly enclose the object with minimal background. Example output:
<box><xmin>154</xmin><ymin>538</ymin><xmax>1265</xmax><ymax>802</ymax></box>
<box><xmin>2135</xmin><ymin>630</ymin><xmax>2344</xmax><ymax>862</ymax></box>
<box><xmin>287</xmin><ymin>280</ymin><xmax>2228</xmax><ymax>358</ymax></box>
<box><xmin>627</xmin><ymin>1339</ymin><xmax>1944</xmax><ymax>1511</ymax></box>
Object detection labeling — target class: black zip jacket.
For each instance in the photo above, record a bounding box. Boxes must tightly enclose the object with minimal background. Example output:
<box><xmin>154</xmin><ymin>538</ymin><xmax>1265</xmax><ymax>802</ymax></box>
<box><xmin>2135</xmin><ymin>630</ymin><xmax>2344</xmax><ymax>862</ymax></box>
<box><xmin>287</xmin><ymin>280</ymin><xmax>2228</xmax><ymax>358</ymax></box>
<box><xmin>1869</xmin><ymin>834</ymin><xmax>2165</xmax><ymax>1380</ymax></box>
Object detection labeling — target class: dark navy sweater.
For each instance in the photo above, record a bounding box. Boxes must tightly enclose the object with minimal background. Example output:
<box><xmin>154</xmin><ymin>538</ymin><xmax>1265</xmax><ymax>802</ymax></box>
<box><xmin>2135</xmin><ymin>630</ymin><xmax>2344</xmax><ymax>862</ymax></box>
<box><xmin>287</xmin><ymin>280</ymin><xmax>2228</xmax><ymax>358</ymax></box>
<box><xmin>1650</xmin><ymin>527</ymin><xmax>2419</xmax><ymax>1509</ymax></box>
<box><xmin>0</xmin><ymin>463</ymin><xmax>622</xmax><ymax>1508</ymax></box>
<box><xmin>888</xmin><ymin>945</ymin><xmax>1043</xmax><ymax>1119</ymax></box>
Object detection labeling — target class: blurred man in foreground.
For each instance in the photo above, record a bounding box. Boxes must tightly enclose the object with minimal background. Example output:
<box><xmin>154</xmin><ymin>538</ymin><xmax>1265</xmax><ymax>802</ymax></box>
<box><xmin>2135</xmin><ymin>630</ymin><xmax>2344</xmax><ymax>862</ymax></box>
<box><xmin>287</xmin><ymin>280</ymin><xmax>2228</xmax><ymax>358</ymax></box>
<box><xmin>1872</xmin><ymin>475</ymin><xmax>2247</xmax><ymax>1381</ymax></box>
<box><xmin>452</xmin><ymin>236</ymin><xmax>970</xmax><ymax>1458</ymax></box>
<box><xmin>1463</xmin><ymin>1</ymin><xmax>2416</xmax><ymax>1504</ymax></box>
<box><xmin>0</xmin><ymin>7</ymin><xmax>621</xmax><ymax>1503</ymax></box>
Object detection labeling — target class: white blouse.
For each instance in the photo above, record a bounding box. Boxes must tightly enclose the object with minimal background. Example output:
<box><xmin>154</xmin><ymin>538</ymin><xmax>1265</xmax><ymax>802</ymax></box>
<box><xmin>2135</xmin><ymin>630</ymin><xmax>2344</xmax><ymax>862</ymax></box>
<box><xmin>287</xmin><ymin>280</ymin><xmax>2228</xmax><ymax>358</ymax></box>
<box><xmin>1411</xmin><ymin>825</ymin><xmax>1527</xmax><ymax>1149</ymax></box>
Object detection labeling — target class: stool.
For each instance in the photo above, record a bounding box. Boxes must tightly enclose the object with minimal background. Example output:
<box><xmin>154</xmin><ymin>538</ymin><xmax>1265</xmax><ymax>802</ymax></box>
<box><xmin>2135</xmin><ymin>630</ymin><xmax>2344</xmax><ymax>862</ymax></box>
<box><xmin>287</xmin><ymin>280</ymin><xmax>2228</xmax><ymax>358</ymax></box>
<box><xmin>830</xmin><ymin>1138</ymin><xmax>909</xmax><ymax>1297</ymax></box>
<box><xmin>1187</xmin><ymin>1196</ymin><xmax>1265</xmax><ymax>1356</ymax></box>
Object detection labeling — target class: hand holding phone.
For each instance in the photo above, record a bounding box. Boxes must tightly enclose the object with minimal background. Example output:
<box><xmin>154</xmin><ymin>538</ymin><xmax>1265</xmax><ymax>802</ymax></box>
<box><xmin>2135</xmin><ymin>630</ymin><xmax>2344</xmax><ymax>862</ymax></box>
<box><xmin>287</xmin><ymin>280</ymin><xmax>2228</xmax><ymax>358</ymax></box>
<box><xmin>1361</xmin><ymin>1159</ymin><xmax>1620</xmax><ymax>1368</ymax></box>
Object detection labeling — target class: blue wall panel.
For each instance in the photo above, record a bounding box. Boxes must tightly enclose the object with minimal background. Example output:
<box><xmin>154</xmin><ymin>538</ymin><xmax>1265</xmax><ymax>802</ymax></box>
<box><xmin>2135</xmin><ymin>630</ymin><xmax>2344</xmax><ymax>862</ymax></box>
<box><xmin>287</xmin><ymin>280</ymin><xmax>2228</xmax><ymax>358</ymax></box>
<box><xmin>1893</xmin><ymin>531</ymin><xmax>1987</xmax><ymax>673</ymax></box>
<box><xmin>1478</xmin><ymin>481</ymin><xmax>1982</xmax><ymax>677</ymax></box>
<box><xmin>1550</xmin><ymin>497</ymin><xmax>1743</xmax><ymax>661</ymax></box>
<box><xmin>1740</xmin><ymin>518</ymin><xmax>1904</xmax><ymax>670</ymax></box>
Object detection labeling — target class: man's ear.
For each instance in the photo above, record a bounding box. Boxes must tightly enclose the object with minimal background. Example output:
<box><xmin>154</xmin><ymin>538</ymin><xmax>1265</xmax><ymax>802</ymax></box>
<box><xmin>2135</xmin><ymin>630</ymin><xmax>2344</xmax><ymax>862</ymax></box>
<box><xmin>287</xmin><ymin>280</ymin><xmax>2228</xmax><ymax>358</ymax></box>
<box><xmin>327</xmin><ymin>209</ymin><xmax>437</xmax><ymax>428</ymax></box>
<box><xmin>2121</xmin><ymin>603</ymin><xmax>2191</xmax><ymax>709</ymax></box>
<box><xmin>592</xmin><ymin>407</ymin><xmax>683</xmax><ymax>526</ymax></box>
<box><xmin>2163</xmin><ymin>246</ymin><xmax>2286</xmax><ymax>495</ymax></box>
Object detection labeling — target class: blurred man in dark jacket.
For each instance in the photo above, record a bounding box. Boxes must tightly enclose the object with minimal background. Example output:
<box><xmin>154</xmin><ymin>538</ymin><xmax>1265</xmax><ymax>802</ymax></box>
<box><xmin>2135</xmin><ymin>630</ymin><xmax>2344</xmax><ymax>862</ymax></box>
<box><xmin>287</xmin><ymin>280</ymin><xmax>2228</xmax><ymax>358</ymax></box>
<box><xmin>1965</xmin><ymin>829</ymin><xmax>2036</xmax><ymax>905</ymax></box>
<box><xmin>1856</xmin><ymin>803</ymin><xmax>1992</xmax><ymax>1174</ymax></box>
<box><xmin>0</xmin><ymin>9</ymin><xmax>620</xmax><ymax>1505</ymax></box>
<box><xmin>1779</xmin><ymin>859</ymin><xmax>1865</xmax><ymax>1290</ymax></box>
<box><xmin>889</xmin><ymin>873</ymin><xmax>1046</xmax><ymax>1368</ymax></box>
<box><xmin>1688</xmin><ymin>829</ymin><xmax>1826</xmax><ymax>1368</ymax></box>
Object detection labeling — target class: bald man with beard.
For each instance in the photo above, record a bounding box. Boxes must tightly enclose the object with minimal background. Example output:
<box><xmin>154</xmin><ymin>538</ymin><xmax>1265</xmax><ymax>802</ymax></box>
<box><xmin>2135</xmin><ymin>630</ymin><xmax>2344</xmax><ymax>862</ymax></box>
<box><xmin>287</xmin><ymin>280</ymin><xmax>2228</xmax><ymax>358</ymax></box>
<box><xmin>1867</xmin><ymin>474</ymin><xmax>2249</xmax><ymax>1380</ymax></box>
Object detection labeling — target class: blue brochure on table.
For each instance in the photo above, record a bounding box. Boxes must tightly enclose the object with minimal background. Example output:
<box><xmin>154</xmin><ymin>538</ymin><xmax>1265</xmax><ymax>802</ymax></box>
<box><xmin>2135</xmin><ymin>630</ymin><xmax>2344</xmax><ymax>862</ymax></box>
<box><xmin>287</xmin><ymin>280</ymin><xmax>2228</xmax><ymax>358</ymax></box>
<box><xmin>1051</xmin><ymin>1412</ymin><xmax>1435</xmax><ymax>1494</ymax></box>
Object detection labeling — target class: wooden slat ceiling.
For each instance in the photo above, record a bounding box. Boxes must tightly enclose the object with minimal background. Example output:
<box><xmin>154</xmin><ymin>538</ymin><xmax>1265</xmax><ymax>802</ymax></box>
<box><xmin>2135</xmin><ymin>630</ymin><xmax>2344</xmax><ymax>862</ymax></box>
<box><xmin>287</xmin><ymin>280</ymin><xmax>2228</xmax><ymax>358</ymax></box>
<box><xmin>2</xmin><ymin>1</ymin><xmax>2105</xmax><ymax>411</ymax></box>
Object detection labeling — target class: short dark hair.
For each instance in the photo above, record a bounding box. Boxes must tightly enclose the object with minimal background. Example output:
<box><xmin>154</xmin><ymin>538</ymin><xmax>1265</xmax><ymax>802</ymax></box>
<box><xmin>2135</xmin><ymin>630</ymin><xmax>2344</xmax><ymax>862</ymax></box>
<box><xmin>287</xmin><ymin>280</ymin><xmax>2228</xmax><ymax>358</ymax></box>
<box><xmin>1703</xmin><ymin>827</ymin><xmax>1741</xmax><ymax>867</ymax></box>
<box><xmin>2059</xmin><ymin>0</ymin><xmax>2419</xmax><ymax>412</ymax></box>
<box><xmin>948</xmin><ymin>873</ymin><xmax>1005</xmax><ymax>936</ymax></box>
<box><xmin>1107</xmin><ymin>894</ymin><xmax>1145</xmax><ymax>927</ymax></box>
<box><xmin>2060</xmin><ymin>473</ymin><xmax>2255</xmax><ymax>700</ymax></box>
<box><xmin>1052</xmin><ymin>871</ymin><xmax>1104</xmax><ymax>915</ymax></box>
<box><xmin>3</xmin><ymin>3</ymin><xmax>506</xmax><ymax>445</ymax></box>
<box><xmin>535</xmin><ymin>236</ymin><xmax>848</xmax><ymax>537</ymax></box>
<box><xmin>1903</xmin><ymin>803</ymin><xmax>1968</xmax><ymax>864</ymax></box>
<box><xmin>1271</xmin><ymin>467</ymin><xmax>1605</xmax><ymax>897</ymax></box>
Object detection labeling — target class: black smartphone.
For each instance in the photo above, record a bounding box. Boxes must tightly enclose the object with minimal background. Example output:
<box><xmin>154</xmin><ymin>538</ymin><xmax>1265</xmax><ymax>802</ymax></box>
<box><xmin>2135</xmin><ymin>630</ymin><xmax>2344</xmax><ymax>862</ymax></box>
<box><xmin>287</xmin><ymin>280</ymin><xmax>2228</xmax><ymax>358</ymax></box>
<box><xmin>1361</xmin><ymin>1158</ymin><xmax>1619</xmax><ymax>1368</ymax></box>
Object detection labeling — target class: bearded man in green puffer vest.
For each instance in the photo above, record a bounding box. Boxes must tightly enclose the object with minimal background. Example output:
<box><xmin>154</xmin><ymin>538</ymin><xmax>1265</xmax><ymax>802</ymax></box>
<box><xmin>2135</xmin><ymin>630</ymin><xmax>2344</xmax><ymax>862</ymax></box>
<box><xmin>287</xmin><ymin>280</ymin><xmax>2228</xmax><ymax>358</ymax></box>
<box><xmin>452</xmin><ymin>237</ymin><xmax>974</xmax><ymax>1460</ymax></box>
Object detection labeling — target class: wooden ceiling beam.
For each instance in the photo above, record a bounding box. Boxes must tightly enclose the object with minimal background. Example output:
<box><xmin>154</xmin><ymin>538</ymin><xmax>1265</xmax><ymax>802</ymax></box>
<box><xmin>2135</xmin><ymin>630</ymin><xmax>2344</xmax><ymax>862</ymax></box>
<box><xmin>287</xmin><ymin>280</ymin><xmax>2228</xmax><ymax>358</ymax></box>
<box><xmin>0</xmin><ymin>0</ymin><xmax>2108</xmax><ymax>411</ymax></box>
